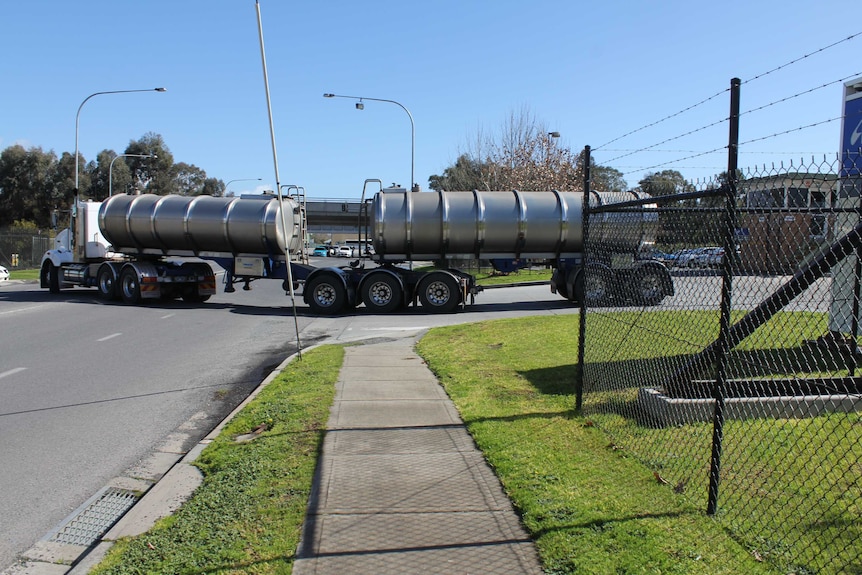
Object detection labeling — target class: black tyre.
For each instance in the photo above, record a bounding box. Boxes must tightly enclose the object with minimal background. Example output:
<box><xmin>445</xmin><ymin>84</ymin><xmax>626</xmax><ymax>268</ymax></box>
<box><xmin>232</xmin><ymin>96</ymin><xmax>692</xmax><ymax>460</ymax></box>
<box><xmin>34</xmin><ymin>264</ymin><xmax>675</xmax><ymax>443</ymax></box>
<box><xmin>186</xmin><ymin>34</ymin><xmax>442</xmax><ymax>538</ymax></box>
<box><xmin>417</xmin><ymin>272</ymin><xmax>461</xmax><ymax>313</ymax></box>
<box><xmin>119</xmin><ymin>267</ymin><xmax>142</xmax><ymax>304</ymax></box>
<box><xmin>97</xmin><ymin>265</ymin><xmax>118</xmax><ymax>300</ymax></box>
<box><xmin>305</xmin><ymin>274</ymin><xmax>347</xmax><ymax>315</ymax></box>
<box><xmin>361</xmin><ymin>273</ymin><xmax>403</xmax><ymax>313</ymax></box>
<box><xmin>552</xmin><ymin>268</ymin><xmax>570</xmax><ymax>300</ymax></box>
<box><xmin>43</xmin><ymin>262</ymin><xmax>60</xmax><ymax>294</ymax></box>
<box><xmin>581</xmin><ymin>263</ymin><xmax>614</xmax><ymax>307</ymax></box>
<box><xmin>182</xmin><ymin>288</ymin><xmax>210</xmax><ymax>303</ymax></box>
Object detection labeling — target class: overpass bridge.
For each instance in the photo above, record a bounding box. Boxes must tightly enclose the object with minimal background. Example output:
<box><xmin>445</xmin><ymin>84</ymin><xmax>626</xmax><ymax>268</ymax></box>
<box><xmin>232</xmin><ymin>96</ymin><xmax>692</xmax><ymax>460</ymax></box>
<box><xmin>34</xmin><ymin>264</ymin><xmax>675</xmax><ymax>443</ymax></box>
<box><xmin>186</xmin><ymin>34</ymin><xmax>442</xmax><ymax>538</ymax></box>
<box><xmin>304</xmin><ymin>199</ymin><xmax>368</xmax><ymax>234</ymax></box>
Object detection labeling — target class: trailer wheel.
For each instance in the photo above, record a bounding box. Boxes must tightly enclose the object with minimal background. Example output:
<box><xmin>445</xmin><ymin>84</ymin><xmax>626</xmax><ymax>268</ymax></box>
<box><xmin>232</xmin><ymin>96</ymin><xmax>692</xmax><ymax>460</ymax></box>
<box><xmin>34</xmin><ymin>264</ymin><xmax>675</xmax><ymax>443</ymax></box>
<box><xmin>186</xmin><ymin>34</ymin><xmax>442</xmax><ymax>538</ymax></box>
<box><xmin>97</xmin><ymin>264</ymin><xmax>118</xmax><ymax>300</ymax></box>
<box><xmin>305</xmin><ymin>274</ymin><xmax>347</xmax><ymax>314</ymax></box>
<box><xmin>417</xmin><ymin>272</ymin><xmax>461</xmax><ymax>313</ymax></box>
<box><xmin>182</xmin><ymin>288</ymin><xmax>211</xmax><ymax>303</ymax></box>
<box><xmin>361</xmin><ymin>272</ymin><xmax>403</xmax><ymax>313</ymax></box>
<box><xmin>579</xmin><ymin>263</ymin><xmax>614</xmax><ymax>307</ymax></box>
<box><xmin>632</xmin><ymin>265</ymin><xmax>666</xmax><ymax>306</ymax></box>
<box><xmin>119</xmin><ymin>267</ymin><xmax>142</xmax><ymax>304</ymax></box>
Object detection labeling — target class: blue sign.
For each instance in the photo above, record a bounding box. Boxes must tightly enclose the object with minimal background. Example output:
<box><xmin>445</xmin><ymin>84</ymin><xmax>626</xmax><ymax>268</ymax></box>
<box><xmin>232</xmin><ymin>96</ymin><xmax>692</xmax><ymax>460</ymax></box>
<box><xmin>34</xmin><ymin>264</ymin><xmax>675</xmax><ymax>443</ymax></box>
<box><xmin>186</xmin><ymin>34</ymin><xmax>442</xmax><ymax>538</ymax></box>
<box><xmin>841</xmin><ymin>91</ymin><xmax>862</xmax><ymax>177</ymax></box>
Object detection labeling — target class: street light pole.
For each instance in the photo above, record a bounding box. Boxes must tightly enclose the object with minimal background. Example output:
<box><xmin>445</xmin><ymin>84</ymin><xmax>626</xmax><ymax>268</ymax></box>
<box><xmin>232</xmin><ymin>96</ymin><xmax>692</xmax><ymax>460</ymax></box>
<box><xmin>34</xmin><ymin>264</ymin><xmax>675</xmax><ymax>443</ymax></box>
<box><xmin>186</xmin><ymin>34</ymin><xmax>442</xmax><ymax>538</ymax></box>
<box><xmin>109</xmin><ymin>153</ymin><xmax>156</xmax><ymax>197</ymax></box>
<box><xmin>323</xmin><ymin>93</ymin><xmax>415</xmax><ymax>192</ymax></box>
<box><xmin>224</xmin><ymin>178</ymin><xmax>262</xmax><ymax>195</ymax></box>
<box><xmin>74</xmin><ymin>87</ymin><xmax>167</xmax><ymax>194</ymax></box>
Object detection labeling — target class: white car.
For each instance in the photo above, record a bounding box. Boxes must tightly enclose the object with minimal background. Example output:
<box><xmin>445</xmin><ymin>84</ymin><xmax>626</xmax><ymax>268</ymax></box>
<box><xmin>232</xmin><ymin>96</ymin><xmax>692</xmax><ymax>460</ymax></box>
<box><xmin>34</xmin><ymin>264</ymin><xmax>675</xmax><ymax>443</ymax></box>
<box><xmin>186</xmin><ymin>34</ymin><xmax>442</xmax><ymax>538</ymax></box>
<box><xmin>0</xmin><ymin>265</ymin><xmax>9</xmax><ymax>281</ymax></box>
<box><xmin>337</xmin><ymin>245</ymin><xmax>354</xmax><ymax>258</ymax></box>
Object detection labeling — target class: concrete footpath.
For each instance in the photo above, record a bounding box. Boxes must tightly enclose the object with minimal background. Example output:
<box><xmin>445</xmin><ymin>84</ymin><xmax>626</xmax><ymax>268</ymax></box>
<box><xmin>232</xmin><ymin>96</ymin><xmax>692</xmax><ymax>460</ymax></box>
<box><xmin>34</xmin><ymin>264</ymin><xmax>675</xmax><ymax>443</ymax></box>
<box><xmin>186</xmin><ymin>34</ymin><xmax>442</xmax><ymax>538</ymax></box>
<box><xmin>291</xmin><ymin>338</ymin><xmax>542</xmax><ymax>574</ymax></box>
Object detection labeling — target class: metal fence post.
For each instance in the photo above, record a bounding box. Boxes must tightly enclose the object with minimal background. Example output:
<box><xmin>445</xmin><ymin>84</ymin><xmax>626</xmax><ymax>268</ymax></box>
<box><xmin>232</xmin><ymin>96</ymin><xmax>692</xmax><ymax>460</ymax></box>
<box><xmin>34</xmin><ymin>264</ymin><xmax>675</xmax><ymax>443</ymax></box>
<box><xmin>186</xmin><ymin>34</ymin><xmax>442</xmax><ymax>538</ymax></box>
<box><xmin>707</xmin><ymin>78</ymin><xmax>741</xmax><ymax>515</ymax></box>
<box><xmin>575</xmin><ymin>145</ymin><xmax>591</xmax><ymax>411</ymax></box>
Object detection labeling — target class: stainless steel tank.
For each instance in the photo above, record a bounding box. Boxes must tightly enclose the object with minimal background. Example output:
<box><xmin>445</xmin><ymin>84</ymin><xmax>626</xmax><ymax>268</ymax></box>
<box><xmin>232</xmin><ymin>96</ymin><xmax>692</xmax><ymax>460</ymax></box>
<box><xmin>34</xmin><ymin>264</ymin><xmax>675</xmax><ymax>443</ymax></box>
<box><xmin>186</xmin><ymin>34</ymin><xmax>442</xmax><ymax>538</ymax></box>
<box><xmin>587</xmin><ymin>190</ymin><xmax>658</xmax><ymax>253</ymax></box>
<box><xmin>371</xmin><ymin>190</ymin><xmax>654</xmax><ymax>259</ymax></box>
<box><xmin>98</xmin><ymin>194</ymin><xmax>302</xmax><ymax>256</ymax></box>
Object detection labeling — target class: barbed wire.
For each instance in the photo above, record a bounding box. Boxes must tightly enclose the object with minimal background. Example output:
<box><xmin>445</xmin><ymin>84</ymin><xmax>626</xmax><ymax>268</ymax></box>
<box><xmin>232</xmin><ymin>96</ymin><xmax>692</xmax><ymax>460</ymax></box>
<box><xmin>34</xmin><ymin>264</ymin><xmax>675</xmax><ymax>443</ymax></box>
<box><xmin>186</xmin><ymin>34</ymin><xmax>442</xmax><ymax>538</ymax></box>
<box><xmin>742</xmin><ymin>71</ymin><xmax>862</xmax><ymax>118</ymax></box>
<box><xmin>742</xmin><ymin>32</ymin><xmax>862</xmax><ymax>84</ymax></box>
<box><xmin>594</xmin><ymin>31</ymin><xmax>861</xmax><ymax>161</ymax></box>
<box><xmin>621</xmin><ymin>147</ymin><xmax>727</xmax><ymax>178</ymax></box>
<box><xmin>739</xmin><ymin>116</ymin><xmax>843</xmax><ymax>147</ymax></box>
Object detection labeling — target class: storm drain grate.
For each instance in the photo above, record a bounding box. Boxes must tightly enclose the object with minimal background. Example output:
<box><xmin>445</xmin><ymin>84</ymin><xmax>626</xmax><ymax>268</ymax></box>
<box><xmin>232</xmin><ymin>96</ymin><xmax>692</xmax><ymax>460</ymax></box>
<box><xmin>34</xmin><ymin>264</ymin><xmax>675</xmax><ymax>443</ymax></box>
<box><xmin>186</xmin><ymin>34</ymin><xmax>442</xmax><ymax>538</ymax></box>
<box><xmin>47</xmin><ymin>487</ymin><xmax>139</xmax><ymax>546</ymax></box>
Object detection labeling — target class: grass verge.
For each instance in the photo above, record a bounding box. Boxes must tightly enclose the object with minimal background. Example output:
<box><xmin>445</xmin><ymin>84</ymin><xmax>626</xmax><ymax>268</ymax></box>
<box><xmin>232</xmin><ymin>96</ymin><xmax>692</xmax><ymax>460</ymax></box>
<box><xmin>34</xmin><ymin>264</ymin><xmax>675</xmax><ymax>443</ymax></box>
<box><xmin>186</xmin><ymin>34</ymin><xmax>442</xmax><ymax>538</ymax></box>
<box><xmin>416</xmin><ymin>315</ymin><xmax>776</xmax><ymax>574</ymax></box>
<box><xmin>91</xmin><ymin>345</ymin><xmax>343</xmax><ymax>575</ymax></box>
<box><xmin>7</xmin><ymin>268</ymin><xmax>39</xmax><ymax>281</ymax></box>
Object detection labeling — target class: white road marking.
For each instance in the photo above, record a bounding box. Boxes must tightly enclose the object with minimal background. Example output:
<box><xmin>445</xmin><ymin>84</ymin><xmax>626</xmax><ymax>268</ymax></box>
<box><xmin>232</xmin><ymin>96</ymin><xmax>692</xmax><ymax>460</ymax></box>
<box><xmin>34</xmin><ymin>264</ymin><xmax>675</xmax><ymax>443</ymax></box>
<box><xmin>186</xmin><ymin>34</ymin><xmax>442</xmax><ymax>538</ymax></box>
<box><xmin>97</xmin><ymin>333</ymin><xmax>122</xmax><ymax>342</ymax></box>
<box><xmin>0</xmin><ymin>305</ymin><xmax>43</xmax><ymax>316</ymax></box>
<box><xmin>0</xmin><ymin>368</ymin><xmax>27</xmax><ymax>380</ymax></box>
<box><xmin>161</xmin><ymin>313</ymin><xmax>176</xmax><ymax>319</ymax></box>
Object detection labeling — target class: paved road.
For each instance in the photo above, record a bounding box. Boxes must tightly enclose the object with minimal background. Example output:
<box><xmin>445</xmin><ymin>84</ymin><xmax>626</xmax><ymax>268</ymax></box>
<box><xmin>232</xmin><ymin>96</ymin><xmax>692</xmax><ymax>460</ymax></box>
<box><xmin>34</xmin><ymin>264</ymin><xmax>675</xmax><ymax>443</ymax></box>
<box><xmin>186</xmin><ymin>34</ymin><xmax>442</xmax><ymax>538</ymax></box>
<box><xmin>0</xmin><ymin>265</ymin><xmax>832</xmax><ymax>571</ymax></box>
<box><xmin>0</xmin><ymin>270</ymin><xmax>577</xmax><ymax>572</ymax></box>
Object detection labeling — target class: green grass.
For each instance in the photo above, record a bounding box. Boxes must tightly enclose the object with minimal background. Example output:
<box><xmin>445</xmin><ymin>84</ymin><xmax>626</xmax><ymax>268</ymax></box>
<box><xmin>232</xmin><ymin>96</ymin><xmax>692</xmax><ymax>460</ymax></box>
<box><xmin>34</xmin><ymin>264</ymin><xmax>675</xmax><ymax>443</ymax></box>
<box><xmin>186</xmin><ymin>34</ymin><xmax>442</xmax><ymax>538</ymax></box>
<box><xmin>8</xmin><ymin>267</ymin><xmax>39</xmax><ymax>280</ymax></box>
<box><xmin>417</xmin><ymin>315</ymin><xmax>783</xmax><ymax>574</ymax></box>
<box><xmin>87</xmin><ymin>312</ymin><xmax>858</xmax><ymax>574</ymax></box>
<box><xmin>91</xmin><ymin>345</ymin><xmax>343</xmax><ymax>575</ymax></box>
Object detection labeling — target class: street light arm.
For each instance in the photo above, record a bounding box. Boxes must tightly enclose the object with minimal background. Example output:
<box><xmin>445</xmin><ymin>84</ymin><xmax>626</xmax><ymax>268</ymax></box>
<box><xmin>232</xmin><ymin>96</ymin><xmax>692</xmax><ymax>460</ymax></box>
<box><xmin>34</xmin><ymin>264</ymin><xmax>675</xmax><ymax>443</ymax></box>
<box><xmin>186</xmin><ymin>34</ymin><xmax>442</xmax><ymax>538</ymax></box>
<box><xmin>74</xmin><ymin>87</ymin><xmax>166</xmax><ymax>192</ymax></box>
<box><xmin>323</xmin><ymin>92</ymin><xmax>415</xmax><ymax>190</ymax></box>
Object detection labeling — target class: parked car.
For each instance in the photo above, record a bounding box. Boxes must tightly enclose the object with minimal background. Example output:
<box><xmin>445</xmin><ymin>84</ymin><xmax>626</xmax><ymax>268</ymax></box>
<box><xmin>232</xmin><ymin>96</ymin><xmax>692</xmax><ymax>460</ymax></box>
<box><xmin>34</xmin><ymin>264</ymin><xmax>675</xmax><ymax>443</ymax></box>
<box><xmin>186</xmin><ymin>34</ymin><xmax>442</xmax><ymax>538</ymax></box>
<box><xmin>337</xmin><ymin>245</ymin><xmax>354</xmax><ymax>258</ymax></box>
<box><xmin>0</xmin><ymin>265</ymin><xmax>8</xmax><ymax>281</ymax></box>
<box><xmin>675</xmin><ymin>247</ymin><xmax>726</xmax><ymax>268</ymax></box>
<box><xmin>697</xmin><ymin>247</ymin><xmax>725</xmax><ymax>268</ymax></box>
<box><xmin>312</xmin><ymin>245</ymin><xmax>329</xmax><ymax>257</ymax></box>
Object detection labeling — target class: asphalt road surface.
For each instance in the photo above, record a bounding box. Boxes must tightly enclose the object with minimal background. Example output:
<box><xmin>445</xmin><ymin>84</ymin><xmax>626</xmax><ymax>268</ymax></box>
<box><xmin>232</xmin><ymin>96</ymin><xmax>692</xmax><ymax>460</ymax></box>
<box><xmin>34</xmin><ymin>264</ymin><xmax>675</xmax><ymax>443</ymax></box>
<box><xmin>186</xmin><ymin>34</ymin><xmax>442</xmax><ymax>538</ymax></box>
<box><xmin>0</xmin><ymin>267</ymin><xmax>578</xmax><ymax>572</ymax></box>
<box><xmin>0</xmin><ymin>264</ymin><xmax>831</xmax><ymax>571</ymax></box>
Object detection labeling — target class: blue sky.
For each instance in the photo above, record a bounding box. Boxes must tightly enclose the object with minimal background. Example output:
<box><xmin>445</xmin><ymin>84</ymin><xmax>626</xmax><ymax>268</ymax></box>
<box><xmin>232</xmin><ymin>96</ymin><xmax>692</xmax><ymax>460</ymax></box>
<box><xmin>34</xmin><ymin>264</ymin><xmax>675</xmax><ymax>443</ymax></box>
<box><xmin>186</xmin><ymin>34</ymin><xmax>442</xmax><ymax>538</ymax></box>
<box><xmin>1</xmin><ymin>0</ymin><xmax>859</xmax><ymax>199</ymax></box>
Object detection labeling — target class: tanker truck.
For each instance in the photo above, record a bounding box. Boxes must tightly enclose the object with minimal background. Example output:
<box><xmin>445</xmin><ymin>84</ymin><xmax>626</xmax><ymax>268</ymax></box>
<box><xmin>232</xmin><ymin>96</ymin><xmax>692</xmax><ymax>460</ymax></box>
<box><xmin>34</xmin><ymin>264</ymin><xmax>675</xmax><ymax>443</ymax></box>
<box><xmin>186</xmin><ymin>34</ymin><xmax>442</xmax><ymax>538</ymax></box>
<box><xmin>39</xmin><ymin>187</ymin><xmax>673</xmax><ymax>314</ymax></box>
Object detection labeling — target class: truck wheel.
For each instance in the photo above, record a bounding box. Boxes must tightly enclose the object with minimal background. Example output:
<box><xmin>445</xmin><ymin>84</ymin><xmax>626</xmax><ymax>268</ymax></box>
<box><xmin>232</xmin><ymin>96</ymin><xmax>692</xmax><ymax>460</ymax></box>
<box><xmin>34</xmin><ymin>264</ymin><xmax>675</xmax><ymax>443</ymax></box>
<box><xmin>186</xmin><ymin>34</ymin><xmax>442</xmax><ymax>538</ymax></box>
<box><xmin>182</xmin><ymin>287</ymin><xmax>210</xmax><ymax>303</ymax></box>
<box><xmin>97</xmin><ymin>265</ymin><xmax>118</xmax><ymax>300</ymax></box>
<box><xmin>361</xmin><ymin>273</ymin><xmax>402</xmax><ymax>313</ymax></box>
<box><xmin>633</xmin><ymin>266</ymin><xmax>666</xmax><ymax>306</ymax></box>
<box><xmin>417</xmin><ymin>272</ymin><xmax>461</xmax><ymax>313</ymax></box>
<box><xmin>581</xmin><ymin>263</ymin><xmax>614</xmax><ymax>307</ymax></box>
<box><xmin>119</xmin><ymin>267</ymin><xmax>142</xmax><ymax>304</ymax></box>
<box><xmin>43</xmin><ymin>262</ymin><xmax>60</xmax><ymax>294</ymax></box>
<box><xmin>305</xmin><ymin>274</ymin><xmax>347</xmax><ymax>314</ymax></box>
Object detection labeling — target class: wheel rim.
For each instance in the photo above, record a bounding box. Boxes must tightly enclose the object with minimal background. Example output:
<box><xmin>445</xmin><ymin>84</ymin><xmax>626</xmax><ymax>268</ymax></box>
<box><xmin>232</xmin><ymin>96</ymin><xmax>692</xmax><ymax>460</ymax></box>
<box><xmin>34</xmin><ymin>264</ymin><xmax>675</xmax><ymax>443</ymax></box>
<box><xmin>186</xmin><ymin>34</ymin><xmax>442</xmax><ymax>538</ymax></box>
<box><xmin>424</xmin><ymin>280</ymin><xmax>451</xmax><ymax>306</ymax></box>
<box><xmin>585</xmin><ymin>276</ymin><xmax>607</xmax><ymax>303</ymax></box>
<box><xmin>368</xmin><ymin>281</ymin><xmax>393</xmax><ymax>306</ymax></box>
<box><xmin>313</xmin><ymin>283</ymin><xmax>338</xmax><ymax>307</ymax></box>
<box><xmin>639</xmin><ymin>274</ymin><xmax>662</xmax><ymax>300</ymax></box>
<box><xmin>122</xmin><ymin>274</ymin><xmax>138</xmax><ymax>299</ymax></box>
<box><xmin>99</xmin><ymin>272</ymin><xmax>114</xmax><ymax>295</ymax></box>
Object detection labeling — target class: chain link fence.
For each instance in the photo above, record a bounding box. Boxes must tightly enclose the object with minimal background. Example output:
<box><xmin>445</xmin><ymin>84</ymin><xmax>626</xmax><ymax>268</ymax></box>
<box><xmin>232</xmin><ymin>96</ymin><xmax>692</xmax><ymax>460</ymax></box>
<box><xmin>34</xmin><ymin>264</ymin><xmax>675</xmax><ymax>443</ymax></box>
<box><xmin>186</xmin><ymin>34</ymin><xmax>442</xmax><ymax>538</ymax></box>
<box><xmin>579</xmin><ymin>155</ymin><xmax>861</xmax><ymax>574</ymax></box>
<box><xmin>0</xmin><ymin>230</ymin><xmax>52</xmax><ymax>269</ymax></box>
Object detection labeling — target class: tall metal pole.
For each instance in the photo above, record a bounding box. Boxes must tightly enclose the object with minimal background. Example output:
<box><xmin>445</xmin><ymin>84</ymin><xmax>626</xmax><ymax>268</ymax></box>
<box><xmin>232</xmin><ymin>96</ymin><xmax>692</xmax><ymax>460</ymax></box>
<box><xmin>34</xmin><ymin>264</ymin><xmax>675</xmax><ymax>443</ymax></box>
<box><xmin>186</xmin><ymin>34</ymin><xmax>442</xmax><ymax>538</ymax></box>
<box><xmin>707</xmin><ymin>77</ymin><xmax>741</xmax><ymax>516</ymax></box>
<box><xmin>575</xmin><ymin>145</ymin><xmax>592</xmax><ymax>411</ymax></box>
<box><xmin>323</xmin><ymin>93</ymin><xmax>415</xmax><ymax>191</ymax></box>
<box><xmin>256</xmin><ymin>0</ymin><xmax>302</xmax><ymax>357</ymax></box>
<box><xmin>72</xmin><ymin>87</ymin><xmax>165</xmax><ymax>258</ymax></box>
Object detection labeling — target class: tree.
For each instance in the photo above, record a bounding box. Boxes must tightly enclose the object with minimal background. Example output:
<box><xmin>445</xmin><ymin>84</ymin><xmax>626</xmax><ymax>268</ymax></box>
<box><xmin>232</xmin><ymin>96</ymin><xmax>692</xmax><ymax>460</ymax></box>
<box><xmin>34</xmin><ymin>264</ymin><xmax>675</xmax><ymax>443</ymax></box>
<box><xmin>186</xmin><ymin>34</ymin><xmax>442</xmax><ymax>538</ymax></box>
<box><xmin>428</xmin><ymin>107</ymin><xmax>624</xmax><ymax>193</ymax></box>
<box><xmin>428</xmin><ymin>154</ymin><xmax>487</xmax><ymax>191</ymax></box>
<box><xmin>172</xmin><ymin>162</ymin><xmax>208</xmax><ymax>196</ymax></box>
<box><xmin>124</xmin><ymin>132</ymin><xmax>175</xmax><ymax>194</ymax></box>
<box><xmin>0</xmin><ymin>145</ymin><xmax>65</xmax><ymax>228</ymax></box>
<box><xmin>637</xmin><ymin>170</ymin><xmax>693</xmax><ymax>197</ymax></box>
